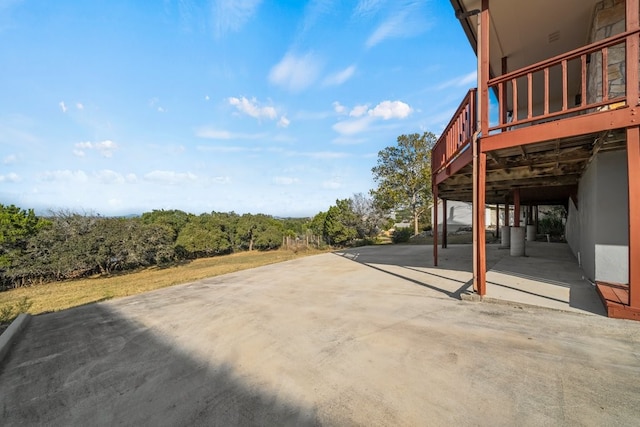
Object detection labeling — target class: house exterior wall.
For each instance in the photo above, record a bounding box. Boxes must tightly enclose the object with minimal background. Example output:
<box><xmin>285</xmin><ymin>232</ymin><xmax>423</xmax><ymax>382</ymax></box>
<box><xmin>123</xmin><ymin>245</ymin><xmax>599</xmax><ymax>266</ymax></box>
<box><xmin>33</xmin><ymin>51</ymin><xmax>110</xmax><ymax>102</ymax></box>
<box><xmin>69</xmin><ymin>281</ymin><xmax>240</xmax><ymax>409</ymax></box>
<box><xmin>431</xmin><ymin>201</ymin><xmax>498</xmax><ymax>232</ymax></box>
<box><xmin>595</xmin><ymin>150</ymin><xmax>629</xmax><ymax>283</ymax></box>
<box><xmin>588</xmin><ymin>0</ymin><xmax>627</xmax><ymax>104</ymax></box>
<box><xmin>566</xmin><ymin>150</ymin><xmax>629</xmax><ymax>283</ymax></box>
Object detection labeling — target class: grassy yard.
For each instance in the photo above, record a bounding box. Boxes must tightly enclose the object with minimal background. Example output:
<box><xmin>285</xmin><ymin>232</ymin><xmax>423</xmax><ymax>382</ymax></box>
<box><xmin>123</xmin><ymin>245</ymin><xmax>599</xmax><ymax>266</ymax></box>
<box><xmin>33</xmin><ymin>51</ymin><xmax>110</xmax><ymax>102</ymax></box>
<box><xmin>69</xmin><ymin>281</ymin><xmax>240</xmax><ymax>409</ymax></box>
<box><xmin>0</xmin><ymin>233</ymin><xmax>500</xmax><ymax>323</ymax></box>
<box><xmin>0</xmin><ymin>248</ymin><xmax>328</xmax><ymax>319</ymax></box>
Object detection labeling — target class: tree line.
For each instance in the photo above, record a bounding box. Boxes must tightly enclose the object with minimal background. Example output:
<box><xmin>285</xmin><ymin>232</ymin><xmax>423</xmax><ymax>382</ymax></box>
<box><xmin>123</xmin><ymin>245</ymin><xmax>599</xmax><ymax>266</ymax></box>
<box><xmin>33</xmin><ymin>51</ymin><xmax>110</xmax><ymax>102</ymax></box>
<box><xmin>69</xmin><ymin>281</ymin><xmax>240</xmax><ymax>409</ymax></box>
<box><xmin>0</xmin><ymin>195</ymin><xmax>385</xmax><ymax>289</ymax></box>
<box><xmin>0</xmin><ymin>131</ymin><xmax>436</xmax><ymax>290</ymax></box>
<box><xmin>0</xmin><ymin>207</ymin><xmax>314</xmax><ymax>289</ymax></box>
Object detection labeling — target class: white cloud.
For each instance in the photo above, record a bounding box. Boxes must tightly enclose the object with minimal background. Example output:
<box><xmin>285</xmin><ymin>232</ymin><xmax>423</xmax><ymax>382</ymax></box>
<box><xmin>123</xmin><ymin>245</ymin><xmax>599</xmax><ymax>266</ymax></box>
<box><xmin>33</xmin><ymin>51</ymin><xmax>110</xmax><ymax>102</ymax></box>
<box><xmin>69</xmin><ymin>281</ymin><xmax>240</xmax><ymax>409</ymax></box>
<box><xmin>273</xmin><ymin>176</ymin><xmax>299</xmax><ymax>185</ymax></box>
<box><xmin>76</xmin><ymin>102</ymin><xmax>84</xmax><ymax>110</ymax></box>
<box><xmin>269</xmin><ymin>52</ymin><xmax>322</xmax><ymax>92</ymax></box>
<box><xmin>144</xmin><ymin>170</ymin><xmax>197</xmax><ymax>185</ymax></box>
<box><xmin>74</xmin><ymin>140</ymin><xmax>118</xmax><ymax>157</ymax></box>
<box><xmin>3</xmin><ymin>154</ymin><xmax>17</xmax><ymax>164</ymax></box>
<box><xmin>332</xmin><ymin>116</ymin><xmax>374</xmax><ymax>135</ymax></box>
<box><xmin>332</xmin><ymin>100</ymin><xmax>412</xmax><ymax>135</ymax></box>
<box><xmin>322</xmin><ymin>179</ymin><xmax>342</xmax><ymax>189</ymax></box>
<box><xmin>59</xmin><ymin>101</ymin><xmax>67</xmax><ymax>113</ymax></box>
<box><xmin>323</xmin><ymin>65</ymin><xmax>356</xmax><ymax>86</ymax></box>
<box><xmin>205</xmin><ymin>95</ymin><xmax>210</xmax><ymax>101</ymax></box>
<box><xmin>196</xmin><ymin>128</ymin><xmax>233</xmax><ymax>139</ymax></box>
<box><xmin>95</xmin><ymin>169</ymin><xmax>125</xmax><ymax>184</ymax></box>
<box><xmin>125</xmin><ymin>173</ymin><xmax>137</xmax><ymax>183</ymax></box>
<box><xmin>298</xmin><ymin>151</ymin><xmax>349</xmax><ymax>160</ymax></box>
<box><xmin>39</xmin><ymin>170</ymin><xmax>89</xmax><ymax>183</ymax></box>
<box><xmin>196</xmin><ymin>145</ymin><xmax>258</xmax><ymax>153</ymax></box>
<box><xmin>277</xmin><ymin>116</ymin><xmax>290</xmax><ymax>128</ymax></box>
<box><xmin>195</xmin><ymin>127</ymin><xmax>266</xmax><ymax>140</ymax></box>
<box><xmin>213</xmin><ymin>0</ymin><xmax>262</xmax><ymax>38</ymax></box>
<box><xmin>368</xmin><ymin>100</ymin><xmax>412</xmax><ymax>119</ymax></box>
<box><xmin>354</xmin><ymin>0</ymin><xmax>386</xmax><ymax>17</ymax></box>
<box><xmin>365</xmin><ymin>2</ymin><xmax>428</xmax><ymax>48</ymax></box>
<box><xmin>228</xmin><ymin>96</ymin><xmax>277</xmax><ymax>120</ymax></box>
<box><xmin>349</xmin><ymin>104</ymin><xmax>369</xmax><ymax>117</ymax></box>
<box><xmin>211</xmin><ymin>176</ymin><xmax>231</xmax><ymax>184</ymax></box>
<box><xmin>436</xmin><ymin>71</ymin><xmax>477</xmax><ymax>90</ymax></box>
<box><xmin>0</xmin><ymin>172</ymin><xmax>20</xmax><ymax>183</ymax></box>
<box><xmin>333</xmin><ymin>102</ymin><xmax>346</xmax><ymax>114</ymax></box>
<box><xmin>149</xmin><ymin>97</ymin><xmax>167</xmax><ymax>113</ymax></box>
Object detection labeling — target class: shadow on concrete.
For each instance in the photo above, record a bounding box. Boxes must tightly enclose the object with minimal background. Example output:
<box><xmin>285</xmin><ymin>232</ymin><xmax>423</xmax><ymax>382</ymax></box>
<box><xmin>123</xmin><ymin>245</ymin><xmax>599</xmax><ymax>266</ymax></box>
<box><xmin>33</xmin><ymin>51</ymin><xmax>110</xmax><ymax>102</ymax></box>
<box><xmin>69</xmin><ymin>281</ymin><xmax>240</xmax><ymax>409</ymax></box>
<box><xmin>333</xmin><ymin>246</ymin><xmax>474</xmax><ymax>300</ymax></box>
<box><xmin>335</xmin><ymin>243</ymin><xmax>606</xmax><ymax>316</ymax></box>
<box><xmin>0</xmin><ymin>303</ymin><xmax>321</xmax><ymax>426</ymax></box>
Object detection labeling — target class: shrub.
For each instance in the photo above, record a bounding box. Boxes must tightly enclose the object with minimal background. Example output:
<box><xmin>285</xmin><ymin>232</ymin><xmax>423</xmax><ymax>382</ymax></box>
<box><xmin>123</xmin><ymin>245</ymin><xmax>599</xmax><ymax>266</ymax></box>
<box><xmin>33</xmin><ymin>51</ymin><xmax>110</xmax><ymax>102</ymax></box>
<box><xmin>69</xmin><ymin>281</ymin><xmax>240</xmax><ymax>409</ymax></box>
<box><xmin>392</xmin><ymin>228</ymin><xmax>412</xmax><ymax>243</ymax></box>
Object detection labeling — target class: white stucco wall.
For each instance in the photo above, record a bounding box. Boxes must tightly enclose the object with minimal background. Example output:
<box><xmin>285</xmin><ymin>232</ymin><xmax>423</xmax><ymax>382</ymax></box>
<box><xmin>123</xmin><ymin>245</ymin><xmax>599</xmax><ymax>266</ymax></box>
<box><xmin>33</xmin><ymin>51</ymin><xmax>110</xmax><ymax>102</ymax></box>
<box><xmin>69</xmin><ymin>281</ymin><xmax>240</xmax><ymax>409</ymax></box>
<box><xmin>566</xmin><ymin>150</ymin><xmax>629</xmax><ymax>283</ymax></box>
<box><xmin>594</xmin><ymin>150</ymin><xmax>629</xmax><ymax>283</ymax></box>
<box><xmin>431</xmin><ymin>201</ymin><xmax>498</xmax><ymax>232</ymax></box>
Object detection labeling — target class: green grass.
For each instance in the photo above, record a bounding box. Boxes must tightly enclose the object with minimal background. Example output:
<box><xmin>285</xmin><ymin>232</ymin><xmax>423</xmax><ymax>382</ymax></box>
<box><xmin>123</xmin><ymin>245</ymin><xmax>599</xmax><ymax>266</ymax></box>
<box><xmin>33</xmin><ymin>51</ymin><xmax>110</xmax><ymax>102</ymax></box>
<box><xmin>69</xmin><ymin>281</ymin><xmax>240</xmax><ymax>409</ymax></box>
<box><xmin>0</xmin><ymin>248</ymin><xmax>328</xmax><ymax>318</ymax></box>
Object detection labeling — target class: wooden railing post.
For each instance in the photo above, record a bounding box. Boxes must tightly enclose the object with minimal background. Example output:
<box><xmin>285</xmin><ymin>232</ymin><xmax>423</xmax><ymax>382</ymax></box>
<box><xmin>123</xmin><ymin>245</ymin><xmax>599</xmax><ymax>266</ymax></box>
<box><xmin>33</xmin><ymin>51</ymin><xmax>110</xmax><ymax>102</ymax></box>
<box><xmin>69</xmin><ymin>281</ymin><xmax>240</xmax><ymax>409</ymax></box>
<box><xmin>626</xmin><ymin>0</ymin><xmax>639</xmax><ymax>106</ymax></box>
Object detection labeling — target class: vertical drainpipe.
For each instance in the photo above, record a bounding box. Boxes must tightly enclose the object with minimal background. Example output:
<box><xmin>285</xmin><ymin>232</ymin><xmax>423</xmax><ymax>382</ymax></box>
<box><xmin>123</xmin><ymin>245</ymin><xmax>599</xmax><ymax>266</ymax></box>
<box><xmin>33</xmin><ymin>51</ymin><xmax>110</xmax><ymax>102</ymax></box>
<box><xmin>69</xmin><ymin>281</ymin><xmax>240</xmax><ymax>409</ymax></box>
<box><xmin>626</xmin><ymin>0</ymin><xmax>640</xmax><ymax>309</ymax></box>
<box><xmin>471</xmin><ymin>9</ymin><xmax>481</xmax><ymax>293</ymax></box>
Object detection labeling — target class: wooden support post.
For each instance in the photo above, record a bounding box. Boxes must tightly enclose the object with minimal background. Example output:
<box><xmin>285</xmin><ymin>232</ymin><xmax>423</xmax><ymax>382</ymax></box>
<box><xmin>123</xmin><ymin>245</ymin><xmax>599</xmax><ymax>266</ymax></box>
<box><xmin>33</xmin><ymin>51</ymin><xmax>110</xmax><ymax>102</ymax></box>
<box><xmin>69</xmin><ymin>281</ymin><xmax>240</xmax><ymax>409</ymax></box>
<box><xmin>472</xmin><ymin>0</ymin><xmax>489</xmax><ymax>296</ymax></box>
<box><xmin>496</xmin><ymin>204</ymin><xmax>500</xmax><ymax>238</ymax></box>
<box><xmin>442</xmin><ymin>199</ymin><xmax>448</xmax><ymax>249</ymax></box>
<box><xmin>535</xmin><ymin>205</ymin><xmax>539</xmax><ymax>232</ymax></box>
<box><xmin>514</xmin><ymin>189</ymin><xmax>521</xmax><ymax>228</ymax></box>
<box><xmin>477</xmin><ymin>148</ymin><xmax>487</xmax><ymax>295</ymax></box>
<box><xmin>628</xmin><ymin>126</ymin><xmax>640</xmax><ymax>309</ymax></box>
<box><xmin>433</xmin><ymin>188</ymin><xmax>438</xmax><ymax>267</ymax></box>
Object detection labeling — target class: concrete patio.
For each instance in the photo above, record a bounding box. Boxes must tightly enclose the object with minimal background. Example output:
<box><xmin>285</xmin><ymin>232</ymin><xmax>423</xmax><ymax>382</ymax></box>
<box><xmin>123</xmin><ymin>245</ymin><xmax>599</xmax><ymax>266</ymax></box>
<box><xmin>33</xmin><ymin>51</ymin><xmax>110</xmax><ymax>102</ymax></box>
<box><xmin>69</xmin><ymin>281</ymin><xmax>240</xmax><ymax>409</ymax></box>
<box><xmin>336</xmin><ymin>241</ymin><xmax>606</xmax><ymax>316</ymax></box>
<box><xmin>1</xmin><ymin>243</ymin><xmax>638</xmax><ymax>425</ymax></box>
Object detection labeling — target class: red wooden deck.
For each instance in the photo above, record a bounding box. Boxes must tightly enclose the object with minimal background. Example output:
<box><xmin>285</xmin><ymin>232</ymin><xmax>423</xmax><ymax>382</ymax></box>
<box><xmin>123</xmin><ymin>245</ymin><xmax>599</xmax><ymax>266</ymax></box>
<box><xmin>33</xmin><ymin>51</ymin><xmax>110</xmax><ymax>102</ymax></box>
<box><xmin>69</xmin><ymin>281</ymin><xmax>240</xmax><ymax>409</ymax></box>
<box><xmin>596</xmin><ymin>282</ymin><xmax>640</xmax><ymax>321</ymax></box>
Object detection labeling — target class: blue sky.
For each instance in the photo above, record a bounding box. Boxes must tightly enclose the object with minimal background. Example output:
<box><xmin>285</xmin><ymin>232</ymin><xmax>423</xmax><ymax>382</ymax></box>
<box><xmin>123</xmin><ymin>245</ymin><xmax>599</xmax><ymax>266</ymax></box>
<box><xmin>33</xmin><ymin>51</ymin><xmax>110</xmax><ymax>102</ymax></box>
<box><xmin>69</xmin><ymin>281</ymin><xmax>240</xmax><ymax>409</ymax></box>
<box><xmin>0</xmin><ymin>0</ymin><xmax>476</xmax><ymax>217</ymax></box>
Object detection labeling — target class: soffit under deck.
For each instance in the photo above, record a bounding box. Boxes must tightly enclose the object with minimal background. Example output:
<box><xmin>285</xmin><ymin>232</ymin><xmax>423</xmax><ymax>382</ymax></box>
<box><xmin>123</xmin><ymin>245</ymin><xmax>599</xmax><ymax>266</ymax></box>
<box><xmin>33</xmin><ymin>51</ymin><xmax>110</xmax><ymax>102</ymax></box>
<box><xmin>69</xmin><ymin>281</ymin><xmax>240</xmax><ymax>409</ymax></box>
<box><xmin>450</xmin><ymin>0</ymin><xmax>599</xmax><ymax>77</ymax></box>
<box><xmin>436</xmin><ymin>129</ymin><xmax>627</xmax><ymax>205</ymax></box>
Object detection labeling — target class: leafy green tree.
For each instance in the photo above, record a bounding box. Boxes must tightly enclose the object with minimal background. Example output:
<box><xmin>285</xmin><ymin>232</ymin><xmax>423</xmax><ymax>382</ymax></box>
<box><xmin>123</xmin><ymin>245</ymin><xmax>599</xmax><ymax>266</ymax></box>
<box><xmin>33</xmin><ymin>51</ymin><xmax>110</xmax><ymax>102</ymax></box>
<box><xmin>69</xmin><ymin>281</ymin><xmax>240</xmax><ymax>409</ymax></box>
<box><xmin>175</xmin><ymin>213</ymin><xmax>233</xmax><ymax>258</ymax></box>
<box><xmin>140</xmin><ymin>209</ymin><xmax>193</xmax><ymax>240</ymax></box>
<box><xmin>0</xmin><ymin>204</ymin><xmax>49</xmax><ymax>270</ymax></box>
<box><xmin>371</xmin><ymin>132</ymin><xmax>436</xmax><ymax>235</ymax></box>
<box><xmin>236</xmin><ymin>214</ymin><xmax>283</xmax><ymax>251</ymax></box>
<box><xmin>322</xmin><ymin>199</ymin><xmax>359</xmax><ymax>246</ymax></box>
<box><xmin>309</xmin><ymin>211</ymin><xmax>327</xmax><ymax>237</ymax></box>
<box><xmin>3</xmin><ymin>213</ymin><xmax>175</xmax><ymax>286</ymax></box>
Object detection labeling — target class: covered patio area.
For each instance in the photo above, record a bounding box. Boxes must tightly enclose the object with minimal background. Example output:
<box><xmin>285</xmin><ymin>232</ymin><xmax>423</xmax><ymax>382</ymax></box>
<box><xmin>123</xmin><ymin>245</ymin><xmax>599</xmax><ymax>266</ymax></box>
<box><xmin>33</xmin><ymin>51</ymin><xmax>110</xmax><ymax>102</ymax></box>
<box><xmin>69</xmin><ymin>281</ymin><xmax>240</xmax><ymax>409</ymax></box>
<box><xmin>337</xmin><ymin>242</ymin><xmax>605</xmax><ymax>317</ymax></box>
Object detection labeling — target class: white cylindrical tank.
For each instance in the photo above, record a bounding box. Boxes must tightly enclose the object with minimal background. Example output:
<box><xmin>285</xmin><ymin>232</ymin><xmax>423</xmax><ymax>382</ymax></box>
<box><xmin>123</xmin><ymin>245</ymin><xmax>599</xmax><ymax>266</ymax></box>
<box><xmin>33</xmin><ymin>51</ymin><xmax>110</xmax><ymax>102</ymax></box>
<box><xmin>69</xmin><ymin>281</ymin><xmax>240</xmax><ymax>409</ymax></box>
<box><xmin>510</xmin><ymin>226</ymin><xmax>526</xmax><ymax>256</ymax></box>
<box><xmin>526</xmin><ymin>224</ymin><xmax>536</xmax><ymax>242</ymax></box>
<box><xmin>501</xmin><ymin>226</ymin><xmax>510</xmax><ymax>247</ymax></box>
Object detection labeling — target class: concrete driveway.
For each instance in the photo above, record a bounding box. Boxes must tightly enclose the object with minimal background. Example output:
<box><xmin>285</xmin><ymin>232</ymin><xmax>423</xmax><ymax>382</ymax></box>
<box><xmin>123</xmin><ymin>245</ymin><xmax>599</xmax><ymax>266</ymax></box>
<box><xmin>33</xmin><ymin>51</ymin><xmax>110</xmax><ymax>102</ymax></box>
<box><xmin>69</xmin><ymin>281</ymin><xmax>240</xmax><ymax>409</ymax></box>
<box><xmin>1</xmin><ymin>245</ymin><xmax>640</xmax><ymax>426</ymax></box>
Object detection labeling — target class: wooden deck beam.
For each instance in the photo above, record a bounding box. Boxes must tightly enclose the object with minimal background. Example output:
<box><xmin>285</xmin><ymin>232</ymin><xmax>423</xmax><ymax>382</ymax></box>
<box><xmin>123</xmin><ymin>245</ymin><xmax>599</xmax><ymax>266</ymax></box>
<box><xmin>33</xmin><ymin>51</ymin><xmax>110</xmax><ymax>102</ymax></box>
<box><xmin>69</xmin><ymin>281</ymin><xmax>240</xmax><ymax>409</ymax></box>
<box><xmin>481</xmin><ymin>108</ymin><xmax>639</xmax><ymax>153</ymax></box>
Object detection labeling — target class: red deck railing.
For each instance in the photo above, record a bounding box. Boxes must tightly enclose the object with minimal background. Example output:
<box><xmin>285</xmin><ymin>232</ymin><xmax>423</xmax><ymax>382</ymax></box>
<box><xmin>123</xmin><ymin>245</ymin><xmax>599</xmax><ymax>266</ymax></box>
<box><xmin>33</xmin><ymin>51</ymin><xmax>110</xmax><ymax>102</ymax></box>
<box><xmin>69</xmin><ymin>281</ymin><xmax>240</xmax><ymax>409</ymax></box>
<box><xmin>432</xmin><ymin>29</ymin><xmax>639</xmax><ymax>176</ymax></box>
<box><xmin>432</xmin><ymin>88</ymin><xmax>476</xmax><ymax>175</ymax></box>
<box><xmin>489</xmin><ymin>29</ymin><xmax>640</xmax><ymax>132</ymax></box>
